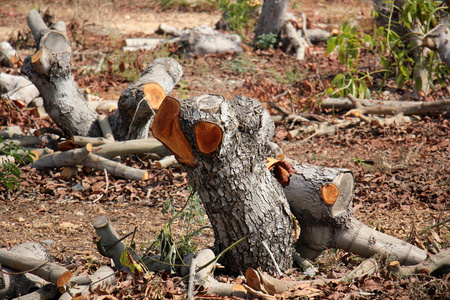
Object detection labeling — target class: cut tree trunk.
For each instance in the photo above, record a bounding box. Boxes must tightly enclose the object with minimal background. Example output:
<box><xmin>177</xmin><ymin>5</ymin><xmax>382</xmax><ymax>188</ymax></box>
<box><xmin>21</xmin><ymin>10</ymin><xmax>182</xmax><ymax>140</ymax></box>
<box><xmin>254</xmin><ymin>0</ymin><xmax>288</xmax><ymax>43</ymax></box>
<box><xmin>152</xmin><ymin>95</ymin><xmax>293</xmax><ymax>274</ymax></box>
<box><xmin>284</xmin><ymin>163</ymin><xmax>428</xmax><ymax>265</ymax></box>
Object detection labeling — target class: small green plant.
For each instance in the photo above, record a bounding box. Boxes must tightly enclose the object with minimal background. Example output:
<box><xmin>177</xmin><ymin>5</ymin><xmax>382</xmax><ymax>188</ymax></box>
<box><xmin>352</xmin><ymin>158</ymin><xmax>371</xmax><ymax>168</ymax></box>
<box><xmin>213</xmin><ymin>0</ymin><xmax>260</xmax><ymax>34</ymax></box>
<box><xmin>160</xmin><ymin>187</ymin><xmax>208</xmax><ymax>257</ymax></box>
<box><xmin>0</xmin><ymin>136</ymin><xmax>35</xmax><ymax>189</ymax></box>
<box><xmin>175</xmin><ymin>79</ymin><xmax>190</xmax><ymax>99</ymax></box>
<box><xmin>221</xmin><ymin>54</ymin><xmax>254</xmax><ymax>74</ymax></box>
<box><xmin>255</xmin><ymin>32</ymin><xmax>277</xmax><ymax>49</ymax></box>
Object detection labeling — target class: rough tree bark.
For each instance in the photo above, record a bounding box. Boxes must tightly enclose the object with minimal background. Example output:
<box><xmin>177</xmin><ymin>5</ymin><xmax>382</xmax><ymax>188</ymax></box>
<box><xmin>21</xmin><ymin>10</ymin><xmax>182</xmax><ymax>140</ymax></box>
<box><xmin>152</xmin><ymin>95</ymin><xmax>293</xmax><ymax>274</ymax></box>
<box><xmin>254</xmin><ymin>0</ymin><xmax>288</xmax><ymax>43</ymax></box>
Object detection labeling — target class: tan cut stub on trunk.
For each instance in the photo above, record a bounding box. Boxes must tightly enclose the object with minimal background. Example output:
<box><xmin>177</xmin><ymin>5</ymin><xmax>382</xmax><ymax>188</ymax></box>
<box><xmin>143</xmin><ymin>82</ymin><xmax>166</xmax><ymax>109</ymax></box>
<box><xmin>194</xmin><ymin>121</ymin><xmax>223</xmax><ymax>154</ymax></box>
<box><xmin>320</xmin><ymin>183</ymin><xmax>339</xmax><ymax>205</ymax></box>
<box><xmin>152</xmin><ymin>96</ymin><xmax>195</xmax><ymax>166</ymax></box>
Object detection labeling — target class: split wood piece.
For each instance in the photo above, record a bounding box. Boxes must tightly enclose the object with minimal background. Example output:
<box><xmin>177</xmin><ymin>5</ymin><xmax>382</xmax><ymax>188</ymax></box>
<box><xmin>388</xmin><ymin>248</ymin><xmax>450</xmax><ymax>276</ymax></box>
<box><xmin>154</xmin><ymin>94</ymin><xmax>293</xmax><ymax>274</ymax></box>
<box><xmin>33</xmin><ymin>127</ymin><xmax>66</xmax><ymax>138</ymax></box>
<box><xmin>108</xmin><ymin>58</ymin><xmax>183</xmax><ymax>141</ymax></box>
<box><xmin>0</xmin><ymin>249</ymin><xmax>72</xmax><ymax>287</ymax></box>
<box><xmin>0</xmin><ymin>73</ymin><xmax>39</xmax><ymax>107</ymax></box>
<box><xmin>59</xmin><ymin>266</ymin><xmax>116</xmax><ymax>300</ymax></box>
<box><xmin>98</xmin><ymin>115</ymin><xmax>115</xmax><ymax>141</ymax></box>
<box><xmin>91</xmin><ymin>138</ymin><xmax>171</xmax><ymax>160</ymax></box>
<box><xmin>93</xmin><ymin>216</ymin><xmax>139</xmax><ymax>271</ymax></box>
<box><xmin>155</xmin><ymin>155</ymin><xmax>178</xmax><ymax>169</ymax></box>
<box><xmin>152</xmin><ymin>96</ymin><xmax>194</xmax><ymax>166</ymax></box>
<box><xmin>61</xmin><ymin>166</ymin><xmax>79</xmax><ymax>179</ymax></box>
<box><xmin>22</xmin><ymin>10</ymin><xmax>102</xmax><ymax>137</ymax></box>
<box><xmin>31</xmin><ymin>144</ymin><xmax>149</xmax><ymax>180</ymax></box>
<box><xmin>284</xmin><ymin>163</ymin><xmax>428</xmax><ymax>265</ymax></box>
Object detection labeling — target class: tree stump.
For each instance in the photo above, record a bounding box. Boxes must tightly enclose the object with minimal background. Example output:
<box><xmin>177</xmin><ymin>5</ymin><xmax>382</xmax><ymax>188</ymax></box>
<box><xmin>152</xmin><ymin>95</ymin><xmax>293</xmax><ymax>274</ymax></box>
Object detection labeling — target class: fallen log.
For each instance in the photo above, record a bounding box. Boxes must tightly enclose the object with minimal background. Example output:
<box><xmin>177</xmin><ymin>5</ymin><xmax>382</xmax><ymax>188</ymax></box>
<box><xmin>284</xmin><ymin>163</ymin><xmax>428</xmax><ymax>265</ymax></box>
<box><xmin>389</xmin><ymin>248</ymin><xmax>450</xmax><ymax>276</ymax></box>
<box><xmin>322</xmin><ymin>97</ymin><xmax>450</xmax><ymax>117</ymax></box>
<box><xmin>91</xmin><ymin>138</ymin><xmax>171</xmax><ymax>160</ymax></box>
<box><xmin>0</xmin><ymin>249</ymin><xmax>72</xmax><ymax>288</ymax></box>
<box><xmin>31</xmin><ymin>144</ymin><xmax>149</xmax><ymax>180</ymax></box>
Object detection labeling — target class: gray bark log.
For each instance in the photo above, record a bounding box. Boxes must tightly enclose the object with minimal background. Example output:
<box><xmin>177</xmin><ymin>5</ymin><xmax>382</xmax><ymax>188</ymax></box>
<box><xmin>109</xmin><ymin>58</ymin><xmax>183</xmax><ymax>140</ymax></box>
<box><xmin>22</xmin><ymin>10</ymin><xmax>102</xmax><ymax>137</ymax></box>
<box><xmin>285</xmin><ymin>164</ymin><xmax>428</xmax><ymax>265</ymax></box>
<box><xmin>254</xmin><ymin>0</ymin><xmax>288</xmax><ymax>43</ymax></box>
<box><xmin>176</xmin><ymin>94</ymin><xmax>293</xmax><ymax>274</ymax></box>
<box><xmin>21</xmin><ymin>10</ymin><xmax>182</xmax><ymax>140</ymax></box>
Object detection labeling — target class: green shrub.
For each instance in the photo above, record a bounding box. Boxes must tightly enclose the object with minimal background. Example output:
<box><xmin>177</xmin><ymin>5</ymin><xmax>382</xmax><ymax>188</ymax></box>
<box><xmin>0</xmin><ymin>136</ymin><xmax>35</xmax><ymax>189</ymax></box>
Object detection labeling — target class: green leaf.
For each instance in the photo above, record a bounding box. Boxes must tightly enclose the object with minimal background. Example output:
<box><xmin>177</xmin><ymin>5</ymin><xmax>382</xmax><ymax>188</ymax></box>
<box><xmin>327</xmin><ymin>37</ymin><xmax>338</xmax><ymax>54</ymax></box>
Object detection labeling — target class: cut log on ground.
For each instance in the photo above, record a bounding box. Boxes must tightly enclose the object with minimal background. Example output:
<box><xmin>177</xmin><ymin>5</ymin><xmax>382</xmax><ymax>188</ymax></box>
<box><xmin>0</xmin><ymin>248</ymin><xmax>72</xmax><ymax>288</ymax></box>
<box><xmin>284</xmin><ymin>163</ymin><xmax>428</xmax><ymax>265</ymax></box>
<box><xmin>153</xmin><ymin>95</ymin><xmax>293</xmax><ymax>274</ymax></box>
<box><xmin>31</xmin><ymin>143</ymin><xmax>149</xmax><ymax>180</ymax></box>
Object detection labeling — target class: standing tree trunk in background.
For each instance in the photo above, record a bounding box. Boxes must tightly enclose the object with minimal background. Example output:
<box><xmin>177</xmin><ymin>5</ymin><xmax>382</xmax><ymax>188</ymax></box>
<box><xmin>21</xmin><ymin>10</ymin><xmax>182</xmax><ymax>140</ymax></box>
<box><xmin>152</xmin><ymin>95</ymin><xmax>293</xmax><ymax>274</ymax></box>
<box><xmin>254</xmin><ymin>0</ymin><xmax>288</xmax><ymax>44</ymax></box>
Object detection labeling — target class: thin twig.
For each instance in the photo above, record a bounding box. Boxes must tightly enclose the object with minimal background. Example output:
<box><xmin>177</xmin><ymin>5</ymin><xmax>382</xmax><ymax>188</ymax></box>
<box><xmin>418</xmin><ymin>217</ymin><xmax>450</xmax><ymax>236</ymax></box>
<box><xmin>187</xmin><ymin>253</ymin><xmax>197</xmax><ymax>300</ymax></box>
<box><xmin>262</xmin><ymin>241</ymin><xmax>284</xmax><ymax>277</ymax></box>
<box><xmin>126</xmin><ymin>97</ymin><xmax>146</xmax><ymax>140</ymax></box>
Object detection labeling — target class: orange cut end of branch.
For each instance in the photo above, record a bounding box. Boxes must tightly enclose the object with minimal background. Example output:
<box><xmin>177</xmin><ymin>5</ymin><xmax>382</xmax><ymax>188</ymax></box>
<box><xmin>143</xmin><ymin>82</ymin><xmax>166</xmax><ymax>109</ymax></box>
<box><xmin>152</xmin><ymin>96</ymin><xmax>195</xmax><ymax>167</ymax></box>
<box><xmin>194</xmin><ymin>121</ymin><xmax>223</xmax><ymax>154</ymax></box>
<box><xmin>320</xmin><ymin>183</ymin><xmax>339</xmax><ymax>205</ymax></box>
<box><xmin>57</xmin><ymin>270</ymin><xmax>72</xmax><ymax>287</ymax></box>
<box><xmin>31</xmin><ymin>49</ymin><xmax>43</xmax><ymax>65</ymax></box>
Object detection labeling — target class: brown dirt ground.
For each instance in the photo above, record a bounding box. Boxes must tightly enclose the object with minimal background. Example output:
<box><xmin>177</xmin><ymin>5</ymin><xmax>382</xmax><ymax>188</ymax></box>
<box><xmin>0</xmin><ymin>0</ymin><xmax>449</xmax><ymax>299</ymax></box>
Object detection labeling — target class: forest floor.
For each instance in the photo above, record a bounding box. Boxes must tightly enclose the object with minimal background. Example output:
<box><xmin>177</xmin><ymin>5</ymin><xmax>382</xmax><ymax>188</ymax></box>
<box><xmin>0</xmin><ymin>0</ymin><xmax>449</xmax><ymax>299</ymax></box>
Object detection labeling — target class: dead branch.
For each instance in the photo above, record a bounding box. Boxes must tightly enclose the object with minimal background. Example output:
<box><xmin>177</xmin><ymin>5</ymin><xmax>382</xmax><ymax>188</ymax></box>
<box><xmin>93</xmin><ymin>216</ymin><xmax>138</xmax><ymax>271</ymax></box>
<box><xmin>389</xmin><ymin>248</ymin><xmax>450</xmax><ymax>276</ymax></box>
<box><xmin>31</xmin><ymin>144</ymin><xmax>149</xmax><ymax>180</ymax></box>
<box><xmin>10</xmin><ymin>284</ymin><xmax>60</xmax><ymax>300</ymax></box>
<box><xmin>155</xmin><ymin>155</ymin><xmax>178</xmax><ymax>169</ymax></box>
<box><xmin>322</xmin><ymin>97</ymin><xmax>450</xmax><ymax>116</ymax></box>
<box><xmin>91</xmin><ymin>138</ymin><xmax>171</xmax><ymax>160</ymax></box>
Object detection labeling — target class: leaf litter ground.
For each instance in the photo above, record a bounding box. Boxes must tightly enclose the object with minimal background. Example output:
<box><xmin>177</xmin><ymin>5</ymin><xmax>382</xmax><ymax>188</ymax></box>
<box><xmin>0</xmin><ymin>0</ymin><xmax>449</xmax><ymax>299</ymax></box>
